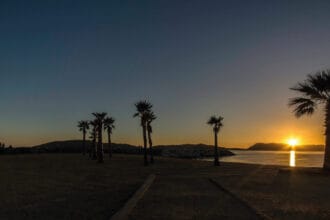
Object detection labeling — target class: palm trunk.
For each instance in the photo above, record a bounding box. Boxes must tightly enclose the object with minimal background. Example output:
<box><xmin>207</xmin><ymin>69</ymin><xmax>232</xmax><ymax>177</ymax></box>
<box><xmin>323</xmin><ymin>100</ymin><xmax>330</xmax><ymax>169</ymax></box>
<box><xmin>82</xmin><ymin>131</ymin><xmax>86</xmax><ymax>156</ymax></box>
<box><xmin>214</xmin><ymin>131</ymin><xmax>219</xmax><ymax>166</ymax></box>
<box><xmin>92</xmin><ymin>138</ymin><xmax>97</xmax><ymax>160</ymax></box>
<box><xmin>143</xmin><ymin>125</ymin><xmax>148</xmax><ymax>166</ymax></box>
<box><xmin>97</xmin><ymin>125</ymin><xmax>104</xmax><ymax>163</ymax></box>
<box><xmin>92</xmin><ymin>128</ymin><xmax>97</xmax><ymax>160</ymax></box>
<box><xmin>108</xmin><ymin>131</ymin><xmax>112</xmax><ymax>159</ymax></box>
<box><xmin>89</xmin><ymin>142</ymin><xmax>92</xmax><ymax>158</ymax></box>
<box><xmin>148</xmin><ymin>129</ymin><xmax>154</xmax><ymax>164</ymax></box>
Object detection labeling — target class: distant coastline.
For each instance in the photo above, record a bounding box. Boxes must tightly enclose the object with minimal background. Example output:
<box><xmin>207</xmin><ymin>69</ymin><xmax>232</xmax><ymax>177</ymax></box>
<box><xmin>0</xmin><ymin>140</ymin><xmax>234</xmax><ymax>158</ymax></box>
<box><xmin>248</xmin><ymin>143</ymin><xmax>324</xmax><ymax>151</ymax></box>
<box><xmin>1</xmin><ymin>141</ymin><xmax>325</xmax><ymax>157</ymax></box>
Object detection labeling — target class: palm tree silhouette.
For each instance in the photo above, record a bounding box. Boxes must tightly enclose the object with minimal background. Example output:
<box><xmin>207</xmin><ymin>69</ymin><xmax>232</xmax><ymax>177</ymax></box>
<box><xmin>104</xmin><ymin>117</ymin><xmax>115</xmax><ymax>159</ymax></box>
<box><xmin>207</xmin><ymin>115</ymin><xmax>224</xmax><ymax>166</ymax></box>
<box><xmin>289</xmin><ymin>70</ymin><xmax>330</xmax><ymax>169</ymax></box>
<box><xmin>92</xmin><ymin>112</ymin><xmax>107</xmax><ymax>163</ymax></box>
<box><xmin>134</xmin><ymin>100</ymin><xmax>153</xmax><ymax>166</ymax></box>
<box><xmin>77</xmin><ymin>120</ymin><xmax>90</xmax><ymax>155</ymax></box>
<box><xmin>145</xmin><ymin>111</ymin><xmax>156</xmax><ymax>164</ymax></box>
<box><xmin>89</xmin><ymin>119</ymin><xmax>98</xmax><ymax>160</ymax></box>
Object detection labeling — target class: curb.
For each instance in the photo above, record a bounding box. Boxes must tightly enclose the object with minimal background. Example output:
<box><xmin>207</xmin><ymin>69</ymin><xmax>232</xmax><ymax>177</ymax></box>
<box><xmin>111</xmin><ymin>174</ymin><xmax>156</xmax><ymax>220</ymax></box>
<box><xmin>209</xmin><ymin>178</ymin><xmax>271</xmax><ymax>220</ymax></box>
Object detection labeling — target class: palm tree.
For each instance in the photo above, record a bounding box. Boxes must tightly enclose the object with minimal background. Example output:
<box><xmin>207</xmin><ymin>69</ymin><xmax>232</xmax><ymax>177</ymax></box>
<box><xmin>145</xmin><ymin>111</ymin><xmax>156</xmax><ymax>164</ymax></box>
<box><xmin>77</xmin><ymin>120</ymin><xmax>89</xmax><ymax>156</ymax></box>
<box><xmin>134</xmin><ymin>100</ymin><xmax>153</xmax><ymax>166</ymax></box>
<box><xmin>89</xmin><ymin>120</ymin><xmax>98</xmax><ymax>160</ymax></box>
<box><xmin>104</xmin><ymin>117</ymin><xmax>115</xmax><ymax>159</ymax></box>
<box><xmin>289</xmin><ymin>70</ymin><xmax>330</xmax><ymax>170</ymax></box>
<box><xmin>207</xmin><ymin>115</ymin><xmax>224</xmax><ymax>166</ymax></box>
<box><xmin>0</xmin><ymin>142</ymin><xmax>5</xmax><ymax>154</ymax></box>
<box><xmin>92</xmin><ymin>112</ymin><xmax>107</xmax><ymax>163</ymax></box>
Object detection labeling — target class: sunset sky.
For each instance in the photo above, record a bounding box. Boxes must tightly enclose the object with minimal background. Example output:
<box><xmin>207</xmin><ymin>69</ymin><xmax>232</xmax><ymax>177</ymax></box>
<box><xmin>1</xmin><ymin>0</ymin><xmax>330</xmax><ymax>147</ymax></box>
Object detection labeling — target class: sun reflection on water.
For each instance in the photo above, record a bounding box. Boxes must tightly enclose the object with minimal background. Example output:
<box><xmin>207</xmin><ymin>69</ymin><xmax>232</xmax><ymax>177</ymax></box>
<box><xmin>290</xmin><ymin>150</ymin><xmax>296</xmax><ymax>167</ymax></box>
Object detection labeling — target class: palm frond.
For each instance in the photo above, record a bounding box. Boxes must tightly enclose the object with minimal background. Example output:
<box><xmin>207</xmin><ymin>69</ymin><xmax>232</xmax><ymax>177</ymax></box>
<box><xmin>104</xmin><ymin>117</ymin><xmax>116</xmax><ymax>132</ymax></box>
<box><xmin>207</xmin><ymin>116</ymin><xmax>218</xmax><ymax>125</ymax></box>
<box><xmin>134</xmin><ymin>100</ymin><xmax>153</xmax><ymax>114</ymax></box>
<box><xmin>133</xmin><ymin>100</ymin><xmax>153</xmax><ymax>127</ymax></box>
<box><xmin>145</xmin><ymin>111</ymin><xmax>157</xmax><ymax>123</ymax></box>
<box><xmin>290</xmin><ymin>70</ymin><xmax>330</xmax><ymax>101</ymax></box>
<box><xmin>207</xmin><ymin>115</ymin><xmax>224</xmax><ymax>133</ymax></box>
<box><xmin>308</xmin><ymin>71</ymin><xmax>330</xmax><ymax>96</ymax></box>
<box><xmin>89</xmin><ymin>119</ymin><xmax>98</xmax><ymax>128</ymax></box>
<box><xmin>78</xmin><ymin>120</ymin><xmax>90</xmax><ymax>131</ymax></box>
<box><xmin>207</xmin><ymin>116</ymin><xmax>223</xmax><ymax>125</ymax></box>
<box><xmin>289</xmin><ymin>97</ymin><xmax>316</xmax><ymax>118</ymax></box>
<box><xmin>92</xmin><ymin>112</ymin><xmax>107</xmax><ymax>120</ymax></box>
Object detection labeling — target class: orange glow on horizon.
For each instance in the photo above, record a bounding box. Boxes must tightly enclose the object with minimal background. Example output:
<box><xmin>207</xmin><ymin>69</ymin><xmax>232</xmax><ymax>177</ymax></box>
<box><xmin>287</xmin><ymin>138</ymin><xmax>299</xmax><ymax>147</ymax></box>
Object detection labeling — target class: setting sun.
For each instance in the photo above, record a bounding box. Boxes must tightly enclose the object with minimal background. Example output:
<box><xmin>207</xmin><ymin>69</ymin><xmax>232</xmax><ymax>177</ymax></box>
<box><xmin>287</xmin><ymin>138</ymin><xmax>299</xmax><ymax>147</ymax></box>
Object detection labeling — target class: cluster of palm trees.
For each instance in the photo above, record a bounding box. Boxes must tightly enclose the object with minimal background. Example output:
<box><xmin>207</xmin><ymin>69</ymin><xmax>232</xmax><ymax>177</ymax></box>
<box><xmin>78</xmin><ymin>113</ymin><xmax>115</xmax><ymax>163</ymax></box>
<box><xmin>133</xmin><ymin>100</ymin><xmax>157</xmax><ymax>166</ymax></box>
<box><xmin>78</xmin><ymin>100</ymin><xmax>157</xmax><ymax>166</ymax></box>
<box><xmin>77</xmin><ymin>100</ymin><xmax>225</xmax><ymax>167</ymax></box>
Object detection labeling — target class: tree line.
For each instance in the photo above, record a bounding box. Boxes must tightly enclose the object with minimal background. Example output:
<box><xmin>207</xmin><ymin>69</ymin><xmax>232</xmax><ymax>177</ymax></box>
<box><xmin>78</xmin><ymin>100</ymin><xmax>225</xmax><ymax>166</ymax></box>
<box><xmin>78</xmin><ymin>100</ymin><xmax>159</xmax><ymax>166</ymax></box>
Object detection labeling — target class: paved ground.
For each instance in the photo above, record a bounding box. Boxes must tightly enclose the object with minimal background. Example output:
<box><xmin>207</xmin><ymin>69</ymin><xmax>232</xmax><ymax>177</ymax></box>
<box><xmin>2</xmin><ymin>154</ymin><xmax>330</xmax><ymax>219</ymax></box>
<box><xmin>129</xmin><ymin>175</ymin><xmax>261</xmax><ymax>220</ymax></box>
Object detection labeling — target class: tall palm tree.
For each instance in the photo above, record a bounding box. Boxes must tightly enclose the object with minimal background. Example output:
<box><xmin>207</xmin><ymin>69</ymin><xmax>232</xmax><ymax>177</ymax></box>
<box><xmin>89</xmin><ymin>119</ymin><xmax>98</xmax><ymax>160</ymax></box>
<box><xmin>77</xmin><ymin>120</ymin><xmax>89</xmax><ymax>156</ymax></box>
<box><xmin>289</xmin><ymin>70</ymin><xmax>330</xmax><ymax>170</ymax></box>
<box><xmin>92</xmin><ymin>112</ymin><xmax>107</xmax><ymax>163</ymax></box>
<box><xmin>134</xmin><ymin>100</ymin><xmax>153</xmax><ymax>166</ymax></box>
<box><xmin>145</xmin><ymin>111</ymin><xmax>156</xmax><ymax>164</ymax></box>
<box><xmin>207</xmin><ymin>115</ymin><xmax>224</xmax><ymax>166</ymax></box>
<box><xmin>104</xmin><ymin>117</ymin><xmax>115</xmax><ymax>159</ymax></box>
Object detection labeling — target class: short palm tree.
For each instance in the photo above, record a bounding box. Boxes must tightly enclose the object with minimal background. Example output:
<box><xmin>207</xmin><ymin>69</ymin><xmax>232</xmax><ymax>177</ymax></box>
<box><xmin>77</xmin><ymin>120</ymin><xmax>89</xmax><ymax>155</ymax></box>
<box><xmin>134</xmin><ymin>100</ymin><xmax>153</xmax><ymax>166</ymax></box>
<box><xmin>92</xmin><ymin>112</ymin><xmax>107</xmax><ymax>163</ymax></box>
<box><xmin>289</xmin><ymin>70</ymin><xmax>330</xmax><ymax>169</ymax></box>
<box><xmin>207</xmin><ymin>115</ymin><xmax>224</xmax><ymax>166</ymax></box>
<box><xmin>145</xmin><ymin>111</ymin><xmax>156</xmax><ymax>164</ymax></box>
<box><xmin>104</xmin><ymin>117</ymin><xmax>115</xmax><ymax>159</ymax></box>
<box><xmin>89</xmin><ymin>119</ymin><xmax>98</xmax><ymax>160</ymax></box>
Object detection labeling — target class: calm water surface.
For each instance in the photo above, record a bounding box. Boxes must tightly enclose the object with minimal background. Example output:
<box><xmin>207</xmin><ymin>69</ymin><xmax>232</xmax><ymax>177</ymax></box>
<box><xmin>216</xmin><ymin>150</ymin><xmax>324</xmax><ymax>168</ymax></box>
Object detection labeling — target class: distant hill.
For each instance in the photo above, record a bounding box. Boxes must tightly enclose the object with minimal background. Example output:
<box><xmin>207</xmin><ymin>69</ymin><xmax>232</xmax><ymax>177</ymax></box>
<box><xmin>154</xmin><ymin>144</ymin><xmax>234</xmax><ymax>158</ymax></box>
<box><xmin>32</xmin><ymin>140</ymin><xmax>141</xmax><ymax>154</ymax></box>
<box><xmin>1</xmin><ymin>140</ymin><xmax>234</xmax><ymax>158</ymax></box>
<box><xmin>248</xmin><ymin>143</ymin><xmax>325</xmax><ymax>151</ymax></box>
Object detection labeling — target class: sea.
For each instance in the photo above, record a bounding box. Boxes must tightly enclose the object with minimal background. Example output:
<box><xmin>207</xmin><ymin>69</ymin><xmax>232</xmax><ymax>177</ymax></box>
<box><xmin>208</xmin><ymin>150</ymin><xmax>324</xmax><ymax>168</ymax></box>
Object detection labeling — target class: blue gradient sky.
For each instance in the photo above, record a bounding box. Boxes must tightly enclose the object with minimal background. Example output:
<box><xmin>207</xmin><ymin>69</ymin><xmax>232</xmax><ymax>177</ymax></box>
<box><xmin>1</xmin><ymin>0</ymin><xmax>330</xmax><ymax>147</ymax></box>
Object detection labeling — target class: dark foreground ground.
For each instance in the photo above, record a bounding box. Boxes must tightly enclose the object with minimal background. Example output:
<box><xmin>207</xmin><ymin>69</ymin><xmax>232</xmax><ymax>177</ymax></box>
<box><xmin>0</xmin><ymin>154</ymin><xmax>330</xmax><ymax>219</ymax></box>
